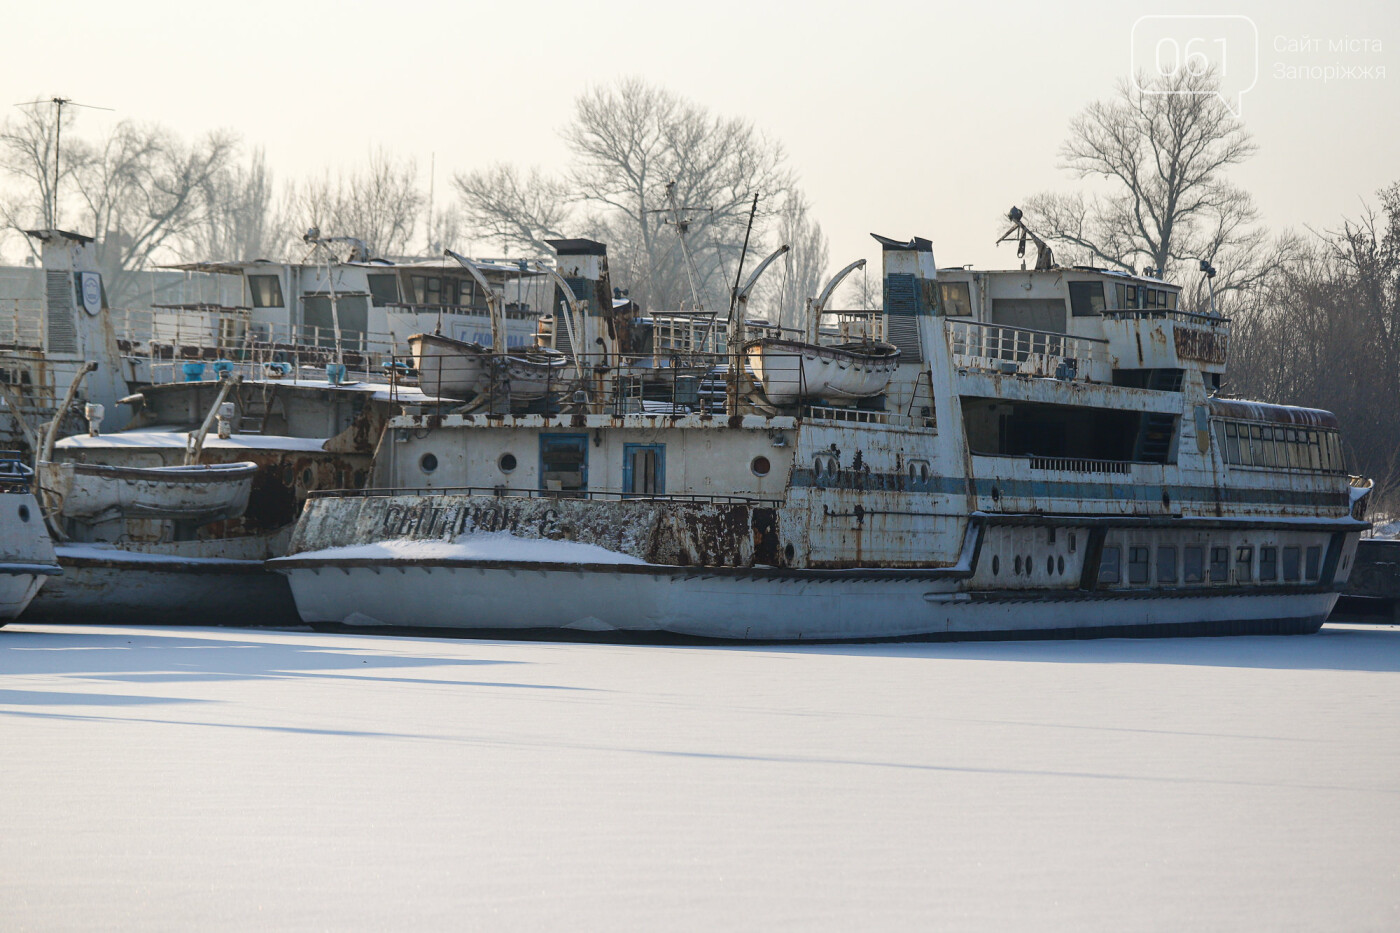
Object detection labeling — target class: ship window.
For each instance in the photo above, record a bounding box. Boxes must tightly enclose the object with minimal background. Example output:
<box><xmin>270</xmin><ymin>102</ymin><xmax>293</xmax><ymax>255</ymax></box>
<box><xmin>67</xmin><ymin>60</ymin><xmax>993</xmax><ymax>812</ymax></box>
<box><xmin>1125</xmin><ymin>285</ymin><xmax>1138</xmax><ymax>308</ymax></box>
<box><xmin>1156</xmin><ymin>546</ymin><xmax>1177</xmax><ymax>583</ymax></box>
<box><xmin>1184</xmin><ymin>546</ymin><xmax>1204</xmax><ymax>583</ymax></box>
<box><xmin>1128</xmin><ymin>546</ymin><xmax>1150</xmax><ymax>585</ymax></box>
<box><xmin>1235</xmin><ymin>546</ymin><xmax>1254</xmax><ymax>583</ymax></box>
<box><xmin>498</xmin><ymin>453</ymin><xmax>517</xmax><ymax>473</ymax></box>
<box><xmin>1306</xmin><ymin>546</ymin><xmax>1321</xmax><ymax>580</ymax></box>
<box><xmin>1099</xmin><ymin>547</ymin><xmax>1120</xmax><ymax>584</ymax></box>
<box><xmin>1260</xmin><ymin>546</ymin><xmax>1278</xmax><ymax>581</ymax></box>
<box><xmin>1210</xmin><ymin>546</ymin><xmax>1229</xmax><ymax>582</ymax></box>
<box><xmin>248</xmin><ymin>274</ymin><xmax>284</xmax><ymax>308</ymax></box>
<box><xmin>1069</xmin><ymin>281</ymin><xmax>1106</xmax><ymax>317</ymax></box>
<box><xmin>1307</xmin><ymin>432</ymin><xmax>1322</xmax><ymax>470</ymax></box>
<box><xmin>992</xmin><ymin>555</ymin><xmax>1000</xmax><ymax>576</ymax></box>
<box><xmin>938</xmin><ymin>281</ymin><xmax>973</xmax><ymax>317</ymax></box>
<box><xmin>1282</xmin><ymin>546</ymin><xmax>1301</xmax><ymax>581</ymax></box>
<box><xmin>751</xmin><ymin>456</ymin><xmax>771</xmax><ymax>477</ymax></box>
<box><xmin>419</xmin><ymin>453</ymin><xmax>438</xmax><ymax>473</ymax></box>
<box><xmin>367</xmin><ymin>273</ymin><xmax>399</xmax><ymax>307</ymax></box>
<box><xmin>1223</xmin><ymin>422</ymin><xmax>1241</xmax><ymax>463</ymax></box>
<box><xmin>1166</xmin><ymin>291</ymin><xmax>1178</xmax><ymax>310</ymax></box>
<box><xmin>410</xmin><ymin>275</ymin><xmax>461</xmax><ymax>307</ymax></box>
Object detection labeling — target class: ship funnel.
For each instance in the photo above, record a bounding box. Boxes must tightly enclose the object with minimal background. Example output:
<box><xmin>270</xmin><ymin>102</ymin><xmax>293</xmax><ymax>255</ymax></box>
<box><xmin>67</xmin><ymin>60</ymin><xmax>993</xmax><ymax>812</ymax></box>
<box><xmin>870</xmin><ymin>234</ymin><xmax>937</xmax><ymax>363</ymax></box>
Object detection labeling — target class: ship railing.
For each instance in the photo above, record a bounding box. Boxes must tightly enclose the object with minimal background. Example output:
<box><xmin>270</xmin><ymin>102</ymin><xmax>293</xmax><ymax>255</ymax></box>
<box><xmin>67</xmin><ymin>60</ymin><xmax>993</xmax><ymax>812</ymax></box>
<box><xmin>1025</xmin><ymin>455</ymin><xmax>1134</xmax><ymax>475</ymax></box>
<box><xmin>648</xmin><ymin>311</ymin><xmax>724</xmax><ymax>355</ymax></box>
<box><xmin>946</xmin><ymin>319</ymin><xmax>1111</xmax><ymax>381</ymax></box>
<box><xmin>804</xmin><ymin>405</ymin><xmax>890</xmax><ymax>425</ymax></box>
<box><xmin>1102</xmin><ymin>308</ymin><xmax>1231</xmax><ymax>328</ymax></box>
<box><xmin>308</xmin><ymin>485</ymin><xmax>784</xmax><ymax>506</ymax></box>
<box><xmin>0</xmin><ymin>299</ymin><xmax>47</xmax><ymax>351</ymax></box>
<box><xmin>140</xmin><ymin>322</ymin><xmax>401</xmax><ymax>387</ymax></box>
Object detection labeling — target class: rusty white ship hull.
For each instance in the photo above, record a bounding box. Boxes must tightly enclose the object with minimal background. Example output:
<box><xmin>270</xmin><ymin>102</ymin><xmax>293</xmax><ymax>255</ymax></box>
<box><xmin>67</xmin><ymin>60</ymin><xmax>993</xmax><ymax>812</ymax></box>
<box><xmin>24</xmin><ymin>536</ymin><xmax>297</xmax><ymax>625</ymax></box>
<box><xmin>271</xmin><ymin>491</ymin><xmax>1357</xmax><ymax>640</ymax></box>
<box><xmin>39</xmin><ymin>461</ymin><xmax>258</xmax><ymax>525</ymax></box>
<box><xmin>745</xmin><ymin>338</ymin><xmax>899</xmax><ymax>405</ymax></box>
<box><xmin>0</xmin><ymin>489</ymin><xmax>61</xmax><ymax>622</ymax></box>
<box><xmin>409</xmin><ymin>332</ymin><xmax>569</xmax><ymax>401</ymax></box>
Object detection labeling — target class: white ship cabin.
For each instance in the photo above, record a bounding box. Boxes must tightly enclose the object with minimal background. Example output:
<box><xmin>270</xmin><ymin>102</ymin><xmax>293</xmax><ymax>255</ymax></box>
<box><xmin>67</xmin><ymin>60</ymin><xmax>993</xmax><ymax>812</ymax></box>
<box><xmin>156</xmin><ymin>252</ymin><xmax>550</xmax><ymax>372</ymax></box>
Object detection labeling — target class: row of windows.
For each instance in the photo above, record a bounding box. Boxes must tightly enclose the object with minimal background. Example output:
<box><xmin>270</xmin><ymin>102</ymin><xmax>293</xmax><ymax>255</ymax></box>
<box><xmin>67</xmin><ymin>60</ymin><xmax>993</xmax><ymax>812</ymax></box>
<box><xmin>1214</xmin><ymin>419</ymin><xmax>1345</xmax><ymax>473</ymax></box>
<box><xmin>935</xmin><ymin>279</ymin><xmax>1180</xmax><ymax>318</ymax></box>
<box><xmin>1100</xmin><ymin>543</ymin><xmax>1322</xmax><ymax>586</ymax></box>
<box><xmin>1115</xmin><ymin>283</ymin><xmax>1177</xmax><ymax>311</ymax></box>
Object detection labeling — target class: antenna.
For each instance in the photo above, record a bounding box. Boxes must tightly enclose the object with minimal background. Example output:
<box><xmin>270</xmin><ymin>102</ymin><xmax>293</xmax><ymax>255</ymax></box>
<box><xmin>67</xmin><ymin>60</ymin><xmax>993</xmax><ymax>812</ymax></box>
<box><xmin>12</xmin><ymin>97</ymin><xmax>113</xmax><ymax>228</ymax></box>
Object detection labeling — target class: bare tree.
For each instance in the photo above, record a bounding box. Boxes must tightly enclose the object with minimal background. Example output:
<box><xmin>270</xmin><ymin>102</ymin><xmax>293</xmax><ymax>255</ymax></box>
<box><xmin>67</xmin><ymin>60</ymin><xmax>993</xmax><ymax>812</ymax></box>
<box><xmin>1024</xmin><ymin>67</ymin><xmax>1275</xmax><ymax>304</ymax></box>
<box><xmin>452</xmin><ymin>163</ymin><xmax>572</xmax><ymax>256</ymax></box>
<box><xmin>1226</xmin><ymin>183</ymin><xmax>1400</xmax><ymax>491</ymax></box>
<box><xmin>455</xmin><ymin>78</ymin><xmax>795</xmax><ymax>311</ymax></box>
<box><xmin>0</xmin><ymin>102</ymin><xmax>80</xmax><ymax>248</ymax></box>
<box><xmin>182</xmin><ymin>147</ymin><xmax>285</xmax><ymax>261</ymax></box>
<box><xmin>760</xmin><ymin>191</ymin><xmax>828</xmax><ymax>331</ymax></box>
<box><xmin>290</xmin><ymin>150</ymin><xmax>424</xmax><ymax>258</ymax></box>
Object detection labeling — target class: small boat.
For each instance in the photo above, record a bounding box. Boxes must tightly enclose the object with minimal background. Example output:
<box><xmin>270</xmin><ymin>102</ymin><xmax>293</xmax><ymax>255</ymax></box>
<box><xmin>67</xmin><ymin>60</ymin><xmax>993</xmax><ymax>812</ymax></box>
<box><xmin>408</xmin><ymin>332</ymin><xmax>570</xmax><ymax>401</ymax></box>
<box><xmin>744</xmin><ymin>337</ymin><xmax>900</xmax><ymax>405</ymax></box>
<box><xmin>38</xmin><ymin>460</ymin><xmax>258</xmax><ymax>525</ymax></box>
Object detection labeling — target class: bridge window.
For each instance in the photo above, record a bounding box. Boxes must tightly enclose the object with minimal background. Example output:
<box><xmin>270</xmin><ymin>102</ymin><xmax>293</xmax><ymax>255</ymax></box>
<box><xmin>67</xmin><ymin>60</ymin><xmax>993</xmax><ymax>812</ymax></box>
<box><xmin>1099</xmin><ymin>547</ymin><xmax>1121</xmax><ymax>584</ymax></box>
<box><xmin>1156</xmin><ymin>546</ymin><xmax>1177</xmax><ymax>583</ymax></box>
<box><xmin>1183</xmin><ymin>546</ymin><xmax>1204</xmax><ymax>583</ymax></box>
<box><xmin>1069</xmin><ymin>281</ymin><xmax>1106</xmax><ymax>317</ymax></box>
<box><xmin>1260</xmin><ymin>547</ymin><xmax>1278</xmax><ymax>581</ymax></box>
<box><xmin>248</xmin><ymin>274</ymin><xmax>284</xmax><ymax>308</ymax></box>
<box><xmin>1235</xmin><ymin>546</ymin><xmax>1254</xmax><ymax>583</ymax></box>
<box><xmin>1306</xmin><ymin>546</ymin><xmax>1321</xmax><ymax>580</ymax></box>
<box><xmin>938</xmin><ymin>282</ymin><xmax>973</xmax><ymax>317</ymax></box>
<box><xmin>1210</xmin><ymin>546</ymin><xmax>1229</xmax><ymax>582</ymax></box>
<box><xmin>1128</xmin><ymin>546</ymin><xmax>1150</xmax><ymax>584</ymax></box>
<box><xmin>1282</xmin><ymin>546</ymin><xmax>1301</xmax><ymax>582</ymax></box>
<box><xmin>367</xmin><ymin>273</ymin><xmax>399</xmax><ymax>307</ymax></box>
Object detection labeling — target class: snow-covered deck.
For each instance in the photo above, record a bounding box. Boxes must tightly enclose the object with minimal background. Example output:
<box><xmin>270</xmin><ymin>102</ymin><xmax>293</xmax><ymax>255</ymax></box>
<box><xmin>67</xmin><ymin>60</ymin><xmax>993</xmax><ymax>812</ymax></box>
<box><xmin>2</xmin><ymin>623</ymin><xmax>1397</xmax><ymax>929</ymax></box>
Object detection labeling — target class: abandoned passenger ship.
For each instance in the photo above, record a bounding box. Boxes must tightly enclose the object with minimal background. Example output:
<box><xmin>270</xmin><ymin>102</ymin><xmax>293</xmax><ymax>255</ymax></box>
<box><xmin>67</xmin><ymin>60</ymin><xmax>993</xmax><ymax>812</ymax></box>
<box><xmin>271</xmin><ymin>232</ymin><xmax>1371</xmax><ymax>640</ymax></box>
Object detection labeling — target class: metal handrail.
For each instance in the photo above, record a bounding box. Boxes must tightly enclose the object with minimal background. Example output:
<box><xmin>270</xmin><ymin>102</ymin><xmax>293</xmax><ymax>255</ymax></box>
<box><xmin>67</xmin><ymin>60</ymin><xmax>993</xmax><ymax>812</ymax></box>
<box><xmin>307</xmin><ymin>485</ymin><xmax>784</xmax><ymax>505</ymax></box>
<box><xmin>1103</xmin><ymin>308</ymin><xmax>1231</xmax><ymax>326</ymax></box>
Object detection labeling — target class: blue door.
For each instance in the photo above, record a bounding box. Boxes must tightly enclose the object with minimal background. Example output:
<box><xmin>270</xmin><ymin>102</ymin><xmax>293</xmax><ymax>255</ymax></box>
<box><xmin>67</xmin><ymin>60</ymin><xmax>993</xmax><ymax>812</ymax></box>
<box><xmin>539</xmin><ymin>433</ymin><xmax>588</xmax><ymax>494</ymax></box>
<box><xmin>622</xmin><ymin>444</ymin><xmax>665</xmax><ymax>496</ymax></box>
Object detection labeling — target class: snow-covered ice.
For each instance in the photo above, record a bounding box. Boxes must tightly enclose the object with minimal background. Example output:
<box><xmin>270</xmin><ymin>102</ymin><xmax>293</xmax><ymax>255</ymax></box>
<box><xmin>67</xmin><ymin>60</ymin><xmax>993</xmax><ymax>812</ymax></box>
<box><xmin>2</xmin><ymin>622</ymin><xmax>1398</xmax><ymax>930</ymax></box>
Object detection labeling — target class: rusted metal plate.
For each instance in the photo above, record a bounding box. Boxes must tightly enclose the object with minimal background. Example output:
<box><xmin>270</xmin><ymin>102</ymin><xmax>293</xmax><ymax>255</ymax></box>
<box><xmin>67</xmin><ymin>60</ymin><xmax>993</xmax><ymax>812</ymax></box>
<box><xmin>1174</xmin><ymin>325</ymin><xmax>1229</xmax><ymax>364</ymax></box>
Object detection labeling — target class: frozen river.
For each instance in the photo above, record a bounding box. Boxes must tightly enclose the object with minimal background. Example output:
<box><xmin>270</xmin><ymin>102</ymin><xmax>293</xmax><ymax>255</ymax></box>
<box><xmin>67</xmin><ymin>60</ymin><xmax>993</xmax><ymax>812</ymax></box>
<box><xmin>3</xmin><ymin>622</ymin><xmax>1398</xmax><ymax>930</ymax></box>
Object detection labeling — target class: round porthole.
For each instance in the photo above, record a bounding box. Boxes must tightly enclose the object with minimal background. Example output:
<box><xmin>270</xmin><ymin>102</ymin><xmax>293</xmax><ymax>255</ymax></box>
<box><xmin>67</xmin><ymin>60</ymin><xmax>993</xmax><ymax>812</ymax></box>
<box><xmin>498</xmin><ymin>453</ymin><xmax>517</xmax><ymax>473</ymax></box>
<box><xmin>302</xmin><ymin>468</ymin><xmax>313</xmax><ymax>487</ymax></box>
<box><xmin>420</xmin><ymin>453</ymin><xmax>439</xmax><ymax>473</ymax></box>
<box><xmin>1047</xmin><ymin>555</ymin><xmax>1054</xmax><ymax>575</ymax></box>
<box><xmin>1057</xmin><ymin>555</ymin><xmax>1065</xmax><ymax>575</ymax></box>
<box><xmin>992</xmin><ymin>555</ymin><xmax>1000</xmax><ymax>575</ymax></box>
<box><xmin>784</xmin><ymin>543</ymin><xmax>795</xmax><ymax>562</ymax></box>
<box><xmin>1014</xmin><ymin>555</ymin><xmax>1022</xmax><ymax>575</ymax></box>
<box><xmin>17</xmin><ymin>503</ymin><xmax>29</xmax><ymax>523</ymax></box>
<box><xmin>751</xmin><ymin>456</ymin><xmax>771</xmax><ymax>477</ymax></box>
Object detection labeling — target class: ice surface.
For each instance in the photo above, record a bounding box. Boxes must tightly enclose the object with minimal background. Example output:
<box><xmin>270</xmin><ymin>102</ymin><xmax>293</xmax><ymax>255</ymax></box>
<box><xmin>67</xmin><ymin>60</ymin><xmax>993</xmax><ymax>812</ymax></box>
<box><xmin>289</xmin><ymin>531</ymin><xmax>649</xmax><ymax>565</ymax></box>
<box><xmin>1</xmin><ymin>623</ymin><xmax>1398</xmax><ymax>931</ymax></box>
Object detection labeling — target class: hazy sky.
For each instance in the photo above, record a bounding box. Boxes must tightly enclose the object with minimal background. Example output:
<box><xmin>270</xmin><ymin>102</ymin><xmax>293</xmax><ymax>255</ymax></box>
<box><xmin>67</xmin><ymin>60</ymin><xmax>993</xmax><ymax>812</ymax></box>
<box><xmin>2</xmin><ymin>0</ymin><xmax>1396</xmax><ymax>279</ymax></box>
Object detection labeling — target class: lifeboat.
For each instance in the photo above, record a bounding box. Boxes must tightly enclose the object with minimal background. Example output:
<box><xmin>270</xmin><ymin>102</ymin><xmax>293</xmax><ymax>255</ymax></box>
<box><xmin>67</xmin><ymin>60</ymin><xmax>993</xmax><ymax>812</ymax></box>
<box><xmin>744</xmin><ymin>337</ymin><xmax>900</xmax><ymax>405</ymax></box>
<box><xmin>39</xmin><ymin>460</ymin><xmax>258</xmax><ymax>525</ymax></box>
<box><xmin>408</xmin><ymin>332</ymin><xmax>570</xmax><ymax>401</ymax></box>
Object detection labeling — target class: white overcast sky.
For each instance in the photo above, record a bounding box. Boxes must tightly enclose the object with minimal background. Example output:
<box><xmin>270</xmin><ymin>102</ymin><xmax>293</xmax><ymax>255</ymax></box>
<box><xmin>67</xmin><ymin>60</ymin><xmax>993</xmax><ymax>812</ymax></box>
<box><xmin>2</xmin><ymin>0</ymin><xmax>1395</xmax><ymax>277</ymax></box>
